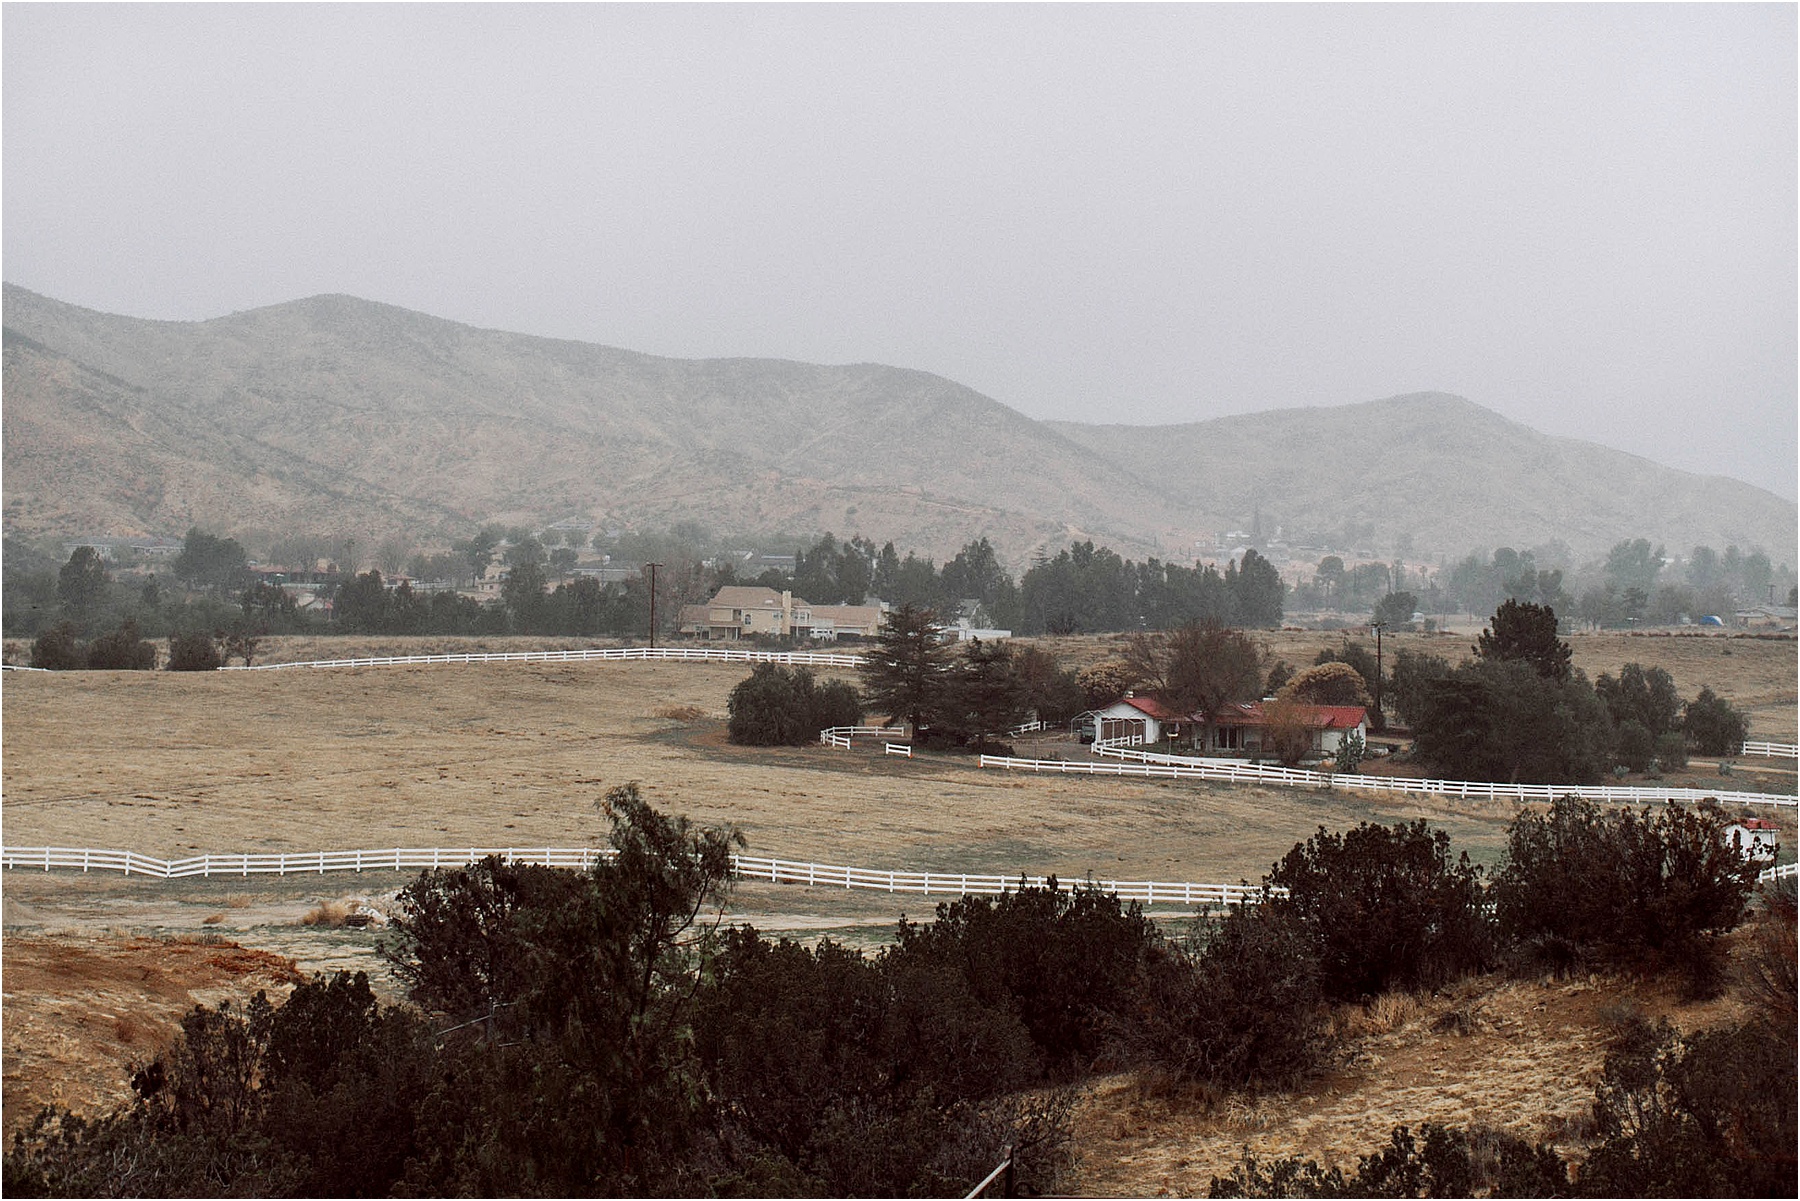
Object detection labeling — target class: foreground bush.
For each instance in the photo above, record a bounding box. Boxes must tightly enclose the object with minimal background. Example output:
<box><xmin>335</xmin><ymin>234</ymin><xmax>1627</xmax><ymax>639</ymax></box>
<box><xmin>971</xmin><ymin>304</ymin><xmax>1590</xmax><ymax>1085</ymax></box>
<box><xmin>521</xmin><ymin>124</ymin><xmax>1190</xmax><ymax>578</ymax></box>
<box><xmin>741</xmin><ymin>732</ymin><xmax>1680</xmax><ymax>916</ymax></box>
<box><xmin>888</xmin><ymin>882</ymin><xmax>1161</xmax><ymax>1073</ymax></box>
<box><xmin>1579</xmin><ymin>1013</ymin><xmax>1796</xmax><ymax>1196</ymax></box>
<box><xmin>1268</xmin><ymin>820</ymin><xmax>1493</xmax><ymax>1002</ymax></box>
<box><xmin>1126</xmin><ymin>901</ymin><xmax>1327</xmax><ymax>1093</ymax></box>
<box><xmin>1208</xmin><ymin>1122</ymin><xmax>1568</xmax><ymax>1197</ymax></box>
<box><xmin>1492</xmin><ymin>797</ymin><xmax>1763</xmax><ymax>992</ymax></box>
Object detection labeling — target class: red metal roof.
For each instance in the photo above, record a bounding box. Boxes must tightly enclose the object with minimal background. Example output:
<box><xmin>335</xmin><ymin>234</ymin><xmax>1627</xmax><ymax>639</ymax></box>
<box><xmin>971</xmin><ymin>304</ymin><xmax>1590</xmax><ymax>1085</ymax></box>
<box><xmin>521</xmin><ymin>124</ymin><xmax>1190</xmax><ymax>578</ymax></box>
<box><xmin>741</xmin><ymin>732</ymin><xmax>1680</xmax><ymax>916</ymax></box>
<box><xmin>1120</xmin><ymin>695</ymin><xmax>1184</xmax><ymax>720</ymax></box>
<box><xmin>1211</xmin><ymin>702</ymin><xmax>1368</xmax><ymax>729</ymax></box>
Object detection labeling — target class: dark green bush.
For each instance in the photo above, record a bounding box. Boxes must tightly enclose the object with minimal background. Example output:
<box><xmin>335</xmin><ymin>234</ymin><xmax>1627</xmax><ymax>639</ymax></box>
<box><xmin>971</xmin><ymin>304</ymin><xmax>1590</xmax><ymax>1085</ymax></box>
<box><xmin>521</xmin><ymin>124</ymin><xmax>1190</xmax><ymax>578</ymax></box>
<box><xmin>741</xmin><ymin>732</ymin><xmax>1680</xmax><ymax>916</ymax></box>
<box><xmin>83</xmin><ymin>620</ymin><xmax>157</xmax><ymax>670</ymax></box>
<box><xmin>1653</xmin><ymin>731</ymin><xmax>1688</xmax><ymax>771</ymax></box>
<box><xmin>1126</xmin><ymin>902</ymin><xmax>1326</xmax><ymax>1092</ymax></box>
<box><xmin>1492</xmin><ymin>798</ymin><xmax>1762</xmax><ymax>992</ymax></box>
<box><xmin>165</xmin><ymin>631</ymin><xmax>222</xmax><ymax>671</ymax></box>
<box><xmin>887</xmin><ymin>881</ymin><xmax>1161</xmax><ymax>1073</ymax></box>
<box><xmin>1267</xmin><ymin>820</ymin><xmax>1494</xmax><ymax>1002</ymax></box>
<box><xmin>1578</xmin><ymin>1016</ymin><xmax>1796</xmax><ymax>1197</ymax></box>
<box><xmin>3</xmin><ymin>973</ymin><xmax>429</xmax><ymax>1199</ymax></box>
<box><xmin>727</xmin><ymin>664</ymin><xmax>863</xmax><ymax>745</ymax></box>
<box><xmin>28</xmin><ymin>623</ymin><xmax>85</xmax><ymax>670</ymax></box>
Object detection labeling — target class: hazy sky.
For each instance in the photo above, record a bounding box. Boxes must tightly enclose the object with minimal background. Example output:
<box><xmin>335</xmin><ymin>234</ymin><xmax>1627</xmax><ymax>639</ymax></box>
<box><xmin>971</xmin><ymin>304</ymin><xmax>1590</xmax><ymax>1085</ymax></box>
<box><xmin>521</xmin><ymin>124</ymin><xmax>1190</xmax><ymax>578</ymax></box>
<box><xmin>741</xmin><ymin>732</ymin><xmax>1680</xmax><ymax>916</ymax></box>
<box><xmin>5</xmin><ymin>3</ymin><xmax>1796</xmax><ymax>499</ymax></box>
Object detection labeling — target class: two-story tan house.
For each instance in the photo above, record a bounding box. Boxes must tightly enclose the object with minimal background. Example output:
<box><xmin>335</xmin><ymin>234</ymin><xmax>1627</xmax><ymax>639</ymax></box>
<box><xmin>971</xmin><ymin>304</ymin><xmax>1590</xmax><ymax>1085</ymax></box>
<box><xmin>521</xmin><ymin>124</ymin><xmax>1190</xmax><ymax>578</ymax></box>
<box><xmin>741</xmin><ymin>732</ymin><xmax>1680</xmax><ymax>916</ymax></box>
<box><xmin>678</xmin><ymin>586</ymin><xmax>884</xmax><ymax>641</ymax></box>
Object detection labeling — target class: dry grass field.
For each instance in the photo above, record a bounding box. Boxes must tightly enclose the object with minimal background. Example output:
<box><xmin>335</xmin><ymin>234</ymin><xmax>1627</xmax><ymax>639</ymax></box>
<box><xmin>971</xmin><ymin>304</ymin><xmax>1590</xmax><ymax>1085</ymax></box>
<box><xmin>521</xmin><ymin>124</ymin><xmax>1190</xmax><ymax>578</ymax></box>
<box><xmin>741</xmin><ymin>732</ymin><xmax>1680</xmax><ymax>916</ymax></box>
<box><xmin>2</xmin><ymin>631</ymin><xmax>1794</xmax><ymax>1184</ymax></box>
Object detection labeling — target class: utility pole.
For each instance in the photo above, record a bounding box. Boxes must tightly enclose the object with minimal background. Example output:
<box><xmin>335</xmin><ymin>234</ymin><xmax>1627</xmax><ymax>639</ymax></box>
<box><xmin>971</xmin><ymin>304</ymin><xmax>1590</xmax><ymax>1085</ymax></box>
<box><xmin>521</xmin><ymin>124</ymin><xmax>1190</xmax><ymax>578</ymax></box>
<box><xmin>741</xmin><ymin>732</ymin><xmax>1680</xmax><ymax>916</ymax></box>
<box><xmin>647</xmin><ymin>562</ymin><xmax>663</xmax><ymax>649</ymax></box>
<box><xmin>1371</xmin><ymin>619</ymin><xmax>1387</xmax><ymax>728</ymax></box>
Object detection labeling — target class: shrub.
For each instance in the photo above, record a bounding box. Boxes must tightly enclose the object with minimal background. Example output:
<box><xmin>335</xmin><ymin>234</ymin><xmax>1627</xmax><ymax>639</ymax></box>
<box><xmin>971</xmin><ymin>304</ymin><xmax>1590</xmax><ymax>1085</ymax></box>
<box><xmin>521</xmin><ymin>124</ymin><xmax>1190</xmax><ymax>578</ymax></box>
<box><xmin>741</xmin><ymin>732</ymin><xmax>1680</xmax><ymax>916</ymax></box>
<box><xmin>1684</xmin><ymin>686</ymin><xmax>1748</xmax><ymax>756</ymax></box>
<box><xmin>1332</xmin><ymin>731</ymin><xmax>1366</xmax><ymax>774</ymax></box>
<box><xmin>1126</xmin><ymin>902</ymin><xmax>1326</xmax><ymax>1092</ymax></box>
<box><xmin>1208</xmin><ymin>1123</ymin><xmax>1568</xmax><ymax>1197</ymax></box>
<box><xmin>1492</xmin><ymin>798</ymin><xmax>1762</xmax><ymax>991</ymax></box>
<box><xmin>725</xmin><ymin>663</ymin><xmax>861</xmax><ymax>745</ymax></box>
<box><xmin>84</xmin><ymin>619</ymin><xmax>157</xmax><ymax>670</ymax></box>
<box><xmin>1578</xmin><ymin>1016</ymin><xmax>1797</xmax><ymax>1197</ymax></box>
<box><xmin>692</xmin><ymin>919</ymin><xmax>1078</xmax><ymax>1196</ymax></box>
<box><xmin>1266</xmin><ymin>820</ymin><xmax>1493</xmax><ymax>1002</ymax></box>
<box><xmin>2</xmin><ymin>973</ymin><xmax>431</xmax><ymax>1199</ymax></box>
<box><xmin>165</xmin><ymin>631</ymin><xmax>222</xmax><ymax>671</ymax></box>
<box><xmin>1278</xmin><ymin>661</ymin><xmax>1373</xmax><ymax>708</ymax></box>
<box><xmin>886</xmin><ymin>881</ymin><xmax>1161</xmax><ymax>1073</ymax></box>
<box><xmin>1075</xmin><ymin>659</ymin><xmax>1135</xmax><ymax>709</ymax></box>
<box><xmin>28</xmin><ymin>622</ymin><xmax>85</xmax><ymax>670</ymax></box>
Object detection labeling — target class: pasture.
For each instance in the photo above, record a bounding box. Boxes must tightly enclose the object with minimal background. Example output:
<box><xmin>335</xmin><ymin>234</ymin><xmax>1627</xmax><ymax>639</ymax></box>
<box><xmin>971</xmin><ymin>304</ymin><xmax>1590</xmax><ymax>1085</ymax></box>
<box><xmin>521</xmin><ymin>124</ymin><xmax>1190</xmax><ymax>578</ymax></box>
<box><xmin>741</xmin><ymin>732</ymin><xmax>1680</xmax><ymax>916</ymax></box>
<box><xmin>2</xmin><ymin>631</ymin><xmax>1794</xmax><ymax>1185</ymax></box>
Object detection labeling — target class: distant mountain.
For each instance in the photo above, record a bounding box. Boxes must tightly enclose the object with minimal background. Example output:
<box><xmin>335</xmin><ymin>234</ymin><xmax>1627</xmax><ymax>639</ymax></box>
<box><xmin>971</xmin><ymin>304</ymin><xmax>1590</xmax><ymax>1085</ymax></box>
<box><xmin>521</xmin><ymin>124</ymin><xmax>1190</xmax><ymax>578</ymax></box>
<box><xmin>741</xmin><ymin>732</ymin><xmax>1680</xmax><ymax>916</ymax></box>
<box><xmin>4</xmin><ymin>284</ymin><xmax>1793</xmax><ymax>567</ymax></box>
<box><xmin>1047</xmin><ymin>395</ymin><xmax>1797</xmax><ymax>563</ymax></box>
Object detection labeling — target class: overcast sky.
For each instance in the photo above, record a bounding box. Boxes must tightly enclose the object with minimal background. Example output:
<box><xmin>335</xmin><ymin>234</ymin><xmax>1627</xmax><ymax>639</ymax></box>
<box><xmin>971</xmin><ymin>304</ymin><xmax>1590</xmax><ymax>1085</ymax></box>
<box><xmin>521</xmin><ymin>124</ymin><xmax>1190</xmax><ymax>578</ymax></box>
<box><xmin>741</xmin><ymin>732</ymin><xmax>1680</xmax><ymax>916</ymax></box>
<box><xmin>5</xmin><ymin>3</ymin><xmax>1795</xmax><ymax>499</ymax></box>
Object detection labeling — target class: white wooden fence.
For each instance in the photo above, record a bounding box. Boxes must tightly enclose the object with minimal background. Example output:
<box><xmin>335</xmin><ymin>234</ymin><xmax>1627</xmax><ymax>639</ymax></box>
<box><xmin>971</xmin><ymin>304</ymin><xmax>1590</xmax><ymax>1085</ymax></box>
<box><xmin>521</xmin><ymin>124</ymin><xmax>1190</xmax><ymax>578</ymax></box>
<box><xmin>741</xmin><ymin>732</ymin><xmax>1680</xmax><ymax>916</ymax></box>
<box><xmin>820</xmin><ymin>725</ymin><xmax>893</xmax><ymax>749</ymax></box>
<box><xmin>0</xmin><ymin>844</ymin><xmax>1267</xmax><ymax>906</ymax></box>
<box><xmin>221</xmin><ymin>646</ymin><xmax>863</xmax><ymax>671</ymax></box>
<box><xmin>1743</xmin><ymin>740</ymin><xmax>1800</xmax><ymax>759</ymax></box>
<box><xmin>972</xmin><ymin>740</ymin><xmax>1797</xmax><ymax>810</ymax></box>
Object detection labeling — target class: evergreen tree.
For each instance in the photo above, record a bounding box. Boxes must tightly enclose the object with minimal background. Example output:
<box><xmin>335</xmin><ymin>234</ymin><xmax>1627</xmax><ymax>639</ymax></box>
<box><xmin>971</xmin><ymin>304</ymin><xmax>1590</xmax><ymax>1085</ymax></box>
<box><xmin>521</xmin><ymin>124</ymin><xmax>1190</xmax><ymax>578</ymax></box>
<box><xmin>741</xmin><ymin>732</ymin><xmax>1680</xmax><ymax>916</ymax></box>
<box><xmin>857</xmin><ymin>604</ymin><xmax>952</xmax><ymax>733</ymax></box>
<box><xmin>57</xmin><ymin>546</ymin><xmax>111</xmax><ymax>630</ymax></box>
<box><xmin>1474</xmin><ymin>599</ymin><xmax>1571</xmax><ymax>681</ymax></box>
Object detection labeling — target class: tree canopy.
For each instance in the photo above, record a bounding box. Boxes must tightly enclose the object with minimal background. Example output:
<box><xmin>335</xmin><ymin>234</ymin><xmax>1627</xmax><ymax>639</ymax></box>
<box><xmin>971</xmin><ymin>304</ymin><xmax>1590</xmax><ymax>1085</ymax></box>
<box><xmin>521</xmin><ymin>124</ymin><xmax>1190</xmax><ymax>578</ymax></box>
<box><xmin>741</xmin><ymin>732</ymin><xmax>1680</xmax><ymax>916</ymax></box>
<box><xmin>1474</xmin><ymin>599</ymin><xmax>1571</xmax><ymax>682</ymax></box>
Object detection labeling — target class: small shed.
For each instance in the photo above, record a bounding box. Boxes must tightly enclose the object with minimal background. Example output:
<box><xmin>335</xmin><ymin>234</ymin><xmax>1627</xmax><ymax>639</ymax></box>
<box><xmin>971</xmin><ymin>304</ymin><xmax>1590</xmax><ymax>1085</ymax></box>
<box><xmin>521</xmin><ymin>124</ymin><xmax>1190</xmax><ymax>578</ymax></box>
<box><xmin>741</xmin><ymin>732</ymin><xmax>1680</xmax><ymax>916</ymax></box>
<box><xmin>1725</xmin><ymin>818</ymin><xmax>1781</xmax><ymax>860</ymax></box>
<box><xmin>1087</xmin><ymin>695</ymin><xmax>1187</xmax><ymax>745</ymax></box>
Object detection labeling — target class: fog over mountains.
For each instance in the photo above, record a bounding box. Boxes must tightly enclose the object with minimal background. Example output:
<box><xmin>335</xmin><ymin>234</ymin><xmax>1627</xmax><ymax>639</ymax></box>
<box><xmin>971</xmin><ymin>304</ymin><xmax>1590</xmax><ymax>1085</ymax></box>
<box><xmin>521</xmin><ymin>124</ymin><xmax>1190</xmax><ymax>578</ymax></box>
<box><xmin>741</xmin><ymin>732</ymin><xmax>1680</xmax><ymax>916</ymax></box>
<box><xmin>3</xmin><ymin>284</ymin><xmax>1793</xmax><ymax>568</ymax></box>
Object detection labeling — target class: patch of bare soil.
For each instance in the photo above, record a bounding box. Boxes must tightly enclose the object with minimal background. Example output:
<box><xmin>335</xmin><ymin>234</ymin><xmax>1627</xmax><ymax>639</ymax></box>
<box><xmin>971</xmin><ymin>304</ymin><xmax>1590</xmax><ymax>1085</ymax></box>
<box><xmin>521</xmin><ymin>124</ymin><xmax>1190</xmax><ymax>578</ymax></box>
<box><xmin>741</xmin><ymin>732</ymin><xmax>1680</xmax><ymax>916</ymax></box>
<box><xmin>1067</xmin><ymin>968</ymin><xmax>1752</xmax><ymax>1196</ymax></box>
<box><xmin>1</xmin><ymin>934</ymin><xmax>302</xmax><ymax>1135</ymax></box>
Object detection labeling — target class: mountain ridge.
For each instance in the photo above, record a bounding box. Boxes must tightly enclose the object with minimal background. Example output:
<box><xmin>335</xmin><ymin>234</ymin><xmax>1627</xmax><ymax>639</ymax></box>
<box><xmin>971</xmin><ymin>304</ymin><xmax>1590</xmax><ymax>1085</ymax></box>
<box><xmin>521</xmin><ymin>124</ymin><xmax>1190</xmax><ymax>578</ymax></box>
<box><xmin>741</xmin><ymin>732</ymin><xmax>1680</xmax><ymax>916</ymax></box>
<box><xmin>3</xmin><ymin>283</ymin><xmax>1792</xmax><ymax>568</ymax></box>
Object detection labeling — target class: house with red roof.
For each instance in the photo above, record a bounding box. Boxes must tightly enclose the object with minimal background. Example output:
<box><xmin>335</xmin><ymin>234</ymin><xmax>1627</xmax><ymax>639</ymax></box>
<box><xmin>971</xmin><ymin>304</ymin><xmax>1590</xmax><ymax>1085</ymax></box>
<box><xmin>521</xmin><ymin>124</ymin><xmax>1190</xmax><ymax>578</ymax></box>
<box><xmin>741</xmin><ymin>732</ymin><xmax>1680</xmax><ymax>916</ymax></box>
<box><xmin>1082</xmin><ymin>694</ymin><xmax>1366</xmax><ymax>760</ymax></box>
<box><xmin>1204</xmin><ymin>701</ymin><xmax>1369</xmax><ymax>757</ymax></box>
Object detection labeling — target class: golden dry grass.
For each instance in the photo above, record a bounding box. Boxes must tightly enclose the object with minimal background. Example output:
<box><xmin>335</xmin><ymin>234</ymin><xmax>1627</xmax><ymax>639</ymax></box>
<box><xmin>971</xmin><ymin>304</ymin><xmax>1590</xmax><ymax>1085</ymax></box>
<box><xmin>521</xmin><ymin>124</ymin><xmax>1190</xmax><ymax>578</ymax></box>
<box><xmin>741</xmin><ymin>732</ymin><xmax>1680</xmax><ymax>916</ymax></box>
<box><xmin>1</xmin><ymin>658</ymin><xmax>1538</xmax><ymax>883</ymax></box>
<box><xmin>1</xmin><ymin>632</ymin><xmax>1793</xmax><ymax>1179</ymax></box>
<box><xmin>1066</xmin><ymin>967</ymin><xmax>1758</xmax><ymax>1195</ymax></box>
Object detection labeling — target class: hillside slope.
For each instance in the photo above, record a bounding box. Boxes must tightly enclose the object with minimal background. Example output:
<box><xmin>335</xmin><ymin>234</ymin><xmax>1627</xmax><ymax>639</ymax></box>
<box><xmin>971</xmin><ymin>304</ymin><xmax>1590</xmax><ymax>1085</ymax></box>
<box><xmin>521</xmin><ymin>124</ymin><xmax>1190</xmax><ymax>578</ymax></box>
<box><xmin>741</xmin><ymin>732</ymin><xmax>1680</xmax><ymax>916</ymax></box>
<box><xmin>2</xmin><ymin>285</ymin><xmax>1183</xmax><ymax>562</ymax></box>
<box><xmin>4</xmin><ymin>285</ymin><xmax>1792</xmax><ymax>564</ymax></box>
<box><xmin>1049</xmin><ymin>394</ymin><xmax>1796</xmax><ymax>560</ymax></box>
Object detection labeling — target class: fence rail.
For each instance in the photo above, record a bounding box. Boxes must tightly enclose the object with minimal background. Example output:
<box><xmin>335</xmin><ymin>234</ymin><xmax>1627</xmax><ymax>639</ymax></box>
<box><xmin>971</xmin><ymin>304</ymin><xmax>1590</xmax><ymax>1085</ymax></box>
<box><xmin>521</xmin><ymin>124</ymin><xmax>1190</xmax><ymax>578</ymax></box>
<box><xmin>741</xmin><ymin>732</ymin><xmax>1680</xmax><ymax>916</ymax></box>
<box><xmin>0</xmin><ymin>845</ymin><xmax>1274</xmax><ymax>905</ymax></box>
<box><xmin>221</xmin><ymin>646</ymin><xmax>863</xmax><ymax>671</ymax></box>
<box><xmin>981</xmin><ymin>741</ymin><xmax>1798</xmax><ymax>809</ymax></box>
<box><xmin>1743</xmin><ymin>740</ymin><xmax>1800</xmax><ymax>759</ymax></box>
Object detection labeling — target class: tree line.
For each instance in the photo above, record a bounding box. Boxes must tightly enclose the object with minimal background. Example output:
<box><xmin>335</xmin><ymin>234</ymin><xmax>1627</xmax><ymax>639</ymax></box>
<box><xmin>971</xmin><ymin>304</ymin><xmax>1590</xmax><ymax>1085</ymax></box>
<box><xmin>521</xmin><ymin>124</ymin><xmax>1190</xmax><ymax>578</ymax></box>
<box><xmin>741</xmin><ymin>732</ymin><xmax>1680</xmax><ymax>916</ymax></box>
<box><xmin>5</xmin><ymin>788</ymin><xmax>1788</xmax><ymax>1197</ymax></box>
<box><xmin>6</xmin><ymin>527</ymin><xmax>1288</xmax><ymax>649</ymax></box>
<box><xmin>1281</xmin><ymin>536</ymin><xmax>1796</xmax><ymax>632</ymax></box>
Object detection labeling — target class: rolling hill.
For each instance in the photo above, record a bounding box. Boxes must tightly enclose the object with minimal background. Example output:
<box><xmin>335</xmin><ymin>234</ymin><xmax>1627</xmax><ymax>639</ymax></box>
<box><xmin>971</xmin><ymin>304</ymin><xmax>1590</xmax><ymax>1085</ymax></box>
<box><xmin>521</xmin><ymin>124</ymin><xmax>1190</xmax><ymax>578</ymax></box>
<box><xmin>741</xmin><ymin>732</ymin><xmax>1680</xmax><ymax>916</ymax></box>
<box><xmin>4</xmin><ymin>284</ymin><xmax>1793</xmax><ymax>568</ymax></box>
